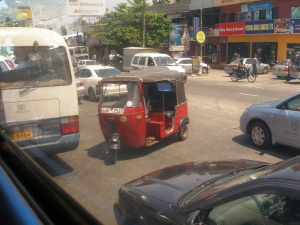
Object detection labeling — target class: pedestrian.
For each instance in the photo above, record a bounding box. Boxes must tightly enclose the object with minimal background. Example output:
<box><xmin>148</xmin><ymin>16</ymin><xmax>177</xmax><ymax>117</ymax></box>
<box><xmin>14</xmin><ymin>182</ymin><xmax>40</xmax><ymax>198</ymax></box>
<box><xmin>252</xmin><ymin>54</ymin><xmax>259</xmax><ymax>76</ymax></box>
<box><xmin>231</xmin><ymin>53</ymin><xmax>238</xmax><ymax>62</ymax></box>
<box><xmin>286</xmin><ymin>57</ymin><xmax>294</xmax><ymax>83</ymax></box>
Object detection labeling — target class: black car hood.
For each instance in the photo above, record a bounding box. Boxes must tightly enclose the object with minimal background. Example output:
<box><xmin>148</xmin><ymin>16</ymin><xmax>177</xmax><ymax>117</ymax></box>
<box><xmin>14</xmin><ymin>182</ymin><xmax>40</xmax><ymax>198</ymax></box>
<box><xmin>125</xmin><ymin>159</ymin><xmax>268</xmax><ymax>204</ymax></box>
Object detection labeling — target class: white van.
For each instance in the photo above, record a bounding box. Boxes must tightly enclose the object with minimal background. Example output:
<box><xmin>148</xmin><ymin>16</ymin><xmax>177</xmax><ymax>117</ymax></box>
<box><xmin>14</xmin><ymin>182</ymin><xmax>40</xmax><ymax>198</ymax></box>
<box><xmin>130</xmin><ymin>53</ymin><xmax>186</xmax><ymax>77</ymax></box>
<box><xmin>0</xmin><ymin>27</ymin><xmax>79</xmax><ymax>156</ymax></box>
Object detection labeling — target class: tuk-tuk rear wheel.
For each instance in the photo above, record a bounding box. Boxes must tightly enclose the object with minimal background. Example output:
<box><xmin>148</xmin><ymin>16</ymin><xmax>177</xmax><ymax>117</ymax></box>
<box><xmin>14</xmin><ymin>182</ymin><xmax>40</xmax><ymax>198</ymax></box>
<box><xmin>178</xmin><ymin>123</ymin><xmax>188</xmax><ymax>141</ymax></box>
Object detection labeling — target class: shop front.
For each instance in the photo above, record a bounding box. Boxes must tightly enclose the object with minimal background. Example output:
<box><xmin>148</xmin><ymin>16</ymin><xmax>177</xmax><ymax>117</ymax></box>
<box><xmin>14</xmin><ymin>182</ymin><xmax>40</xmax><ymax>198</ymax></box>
<box><xmin>219</xmin><ymin>18</ymin><xmax>300</xmax><ymax>66</ymax></box>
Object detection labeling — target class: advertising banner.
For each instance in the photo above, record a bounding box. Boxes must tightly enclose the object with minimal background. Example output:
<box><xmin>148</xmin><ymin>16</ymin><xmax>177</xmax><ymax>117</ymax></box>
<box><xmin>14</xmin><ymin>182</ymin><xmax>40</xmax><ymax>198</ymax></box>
<box><xmin>219</xmin><ymin>22</ymin><xmax>244</xmax><ymax>35</ymax></box>
<box><xmin>67</xmin><ymin>0</ymin><xmax>106</xmax><ymax>16</ymax></box>
<box><xmin>169</xmin><ymin>24</ymin><xmax>190</xmax><ymax>52</ymax></box>
<box><xmin>274</xmin><ymin>19</ymin><xmax>300</xmax><ymax>34</ymax></box>
<box><xmin>243</xmin><ymin>1</ymin><xmax>272</xmax><ymax>12</ymax></box>
<box><xmin>291</xmin><ymin>7</ymin><xmax>300</xmax><ymax>19</ymax></box>
<box><xmin>245</xmin><ymin>20</ymin><xmax>274</xmax><ymax>34</ymax></box>
<box><xmin>17</xmin><ymin>7</ymin><xmax>32</xmax><ymax>20</ymax></box>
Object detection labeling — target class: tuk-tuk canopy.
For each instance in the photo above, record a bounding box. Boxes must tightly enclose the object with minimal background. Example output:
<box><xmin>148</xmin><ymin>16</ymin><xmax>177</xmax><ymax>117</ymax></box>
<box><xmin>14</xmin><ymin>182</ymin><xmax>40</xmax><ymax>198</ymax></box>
<box><xmin>101</xmin><ymin>69</ymin><xmax>185</xmax><ymax>83</ymax></box>
<box><xmin>100</xmin><ymin>69</ymin><xmax>187</xmax><ymax>106</ymax></box>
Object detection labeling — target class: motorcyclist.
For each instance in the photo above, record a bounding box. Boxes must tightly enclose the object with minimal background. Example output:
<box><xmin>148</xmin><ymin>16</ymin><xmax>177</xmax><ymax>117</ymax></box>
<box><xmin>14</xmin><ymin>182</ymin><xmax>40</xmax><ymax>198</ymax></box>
<box><xmin>237</xmin><ymin>59</ymin><xmax>247</xmax><ymax>76</ymax></box>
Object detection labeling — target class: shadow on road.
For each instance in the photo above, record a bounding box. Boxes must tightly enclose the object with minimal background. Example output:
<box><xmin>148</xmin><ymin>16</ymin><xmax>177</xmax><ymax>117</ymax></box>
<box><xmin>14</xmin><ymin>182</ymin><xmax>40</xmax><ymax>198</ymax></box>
<box><xmin>232</xmin><ymin>134</ymin><xmax>300</xmax><ymax>161</ymax></box>
<box><xmin>85</xmin><ymin>134</ymin><xmax>179</xmax><ymax>165</ymax></box>
<box><xmin>33</xmin><ymin>154</ymin><xmax>74</xmax><ymax>177</ymax></box>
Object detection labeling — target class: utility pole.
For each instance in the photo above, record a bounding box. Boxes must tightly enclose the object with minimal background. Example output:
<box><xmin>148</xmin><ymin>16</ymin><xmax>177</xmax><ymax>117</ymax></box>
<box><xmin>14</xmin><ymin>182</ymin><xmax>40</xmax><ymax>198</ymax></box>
<box><xmin>199</xmin><ymin>8</ymin><xmax>203</xmax><ymax>75</ymax></box>
<box><xmin>142</xmin><ymin>0</ymin><xmax>146</xmax><ymax>47</ymax></box>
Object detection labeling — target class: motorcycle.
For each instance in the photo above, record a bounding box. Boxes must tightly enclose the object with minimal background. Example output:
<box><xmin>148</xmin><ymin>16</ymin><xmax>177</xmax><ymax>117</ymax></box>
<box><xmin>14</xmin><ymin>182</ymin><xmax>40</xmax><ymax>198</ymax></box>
<box><xmin>231</xmin><ymin>67</ymin><xmax>256</xmax><ymax>82</ymax></box>
<box><xmin>97</xmin><ymin>69</ymin><xmax>189</xmax><ymax>164</ymax></box>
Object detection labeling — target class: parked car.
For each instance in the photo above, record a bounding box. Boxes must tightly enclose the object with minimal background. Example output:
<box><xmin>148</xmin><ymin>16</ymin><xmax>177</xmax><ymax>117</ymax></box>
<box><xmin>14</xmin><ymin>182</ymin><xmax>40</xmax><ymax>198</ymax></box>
<box><xmin>75</xmin><ymin>65</ymin><xmax>122</xmax><ymax>101</ymax></box>
<box><xmin>174</xmin><ymin>58</ymin><xmax>211</xmax><ymax>74</ymax></box>
<box><xmin>130</xmin><ymin>53</ymin><xmax>186</xmax><ymax>76</ymax></box>
<box><xmin>0</xmin><ymin>56</ymin><xmax>14</xmax><ymax>71</ymax></box>
<box><xmin>76</xmin><ymin>60</ymin><xmax>99</xmax><ymax>70</ymax></box>
<box><xmin>224</xmin><ymin>58</ymin><xmax>270</xmax><ymax>75</ymax></box>
<box><xmin>76</xmin><ymin>79</ymin><xmax>85</xmax><ymax>103</ymax></box>
<box><xmin>240</xmin><ymin>92</ymin><xmax>300</xmax><ymax>149</ymax></box>
<box><xmin>114</xmin><ymin>156</ymin><xmax>300</xmax><ymax>225</ymax></box>
<box><xmin>271</xmin><ymin>59</ymin><xmax>290</xmax><ymax>79</ymax></box>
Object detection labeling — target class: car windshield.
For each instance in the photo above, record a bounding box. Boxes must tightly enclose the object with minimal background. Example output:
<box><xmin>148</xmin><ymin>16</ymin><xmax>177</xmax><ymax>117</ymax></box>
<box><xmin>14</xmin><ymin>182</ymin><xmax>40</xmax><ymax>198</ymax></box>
<box><xmin>86</xmin><ymin>61</ymin><xmax>98</xmax><ymax>65</ymax></box>
<box><xmin>153</xmin><ymin>56</ymin><xmax>177</xmax><ymax>66</ymax></box>
<box><xmin>279</xmin><ymin>60</ymin><xmax>289</xmax><ymax>65</ymax></box>
<box><xmin>0</xmin><ymin>46</ymin><xmax>71</xmax><ymax>89</ymax></box>
<box><xmin>95</xmin><ymin>68</ymin><xmax>122</xmax><ymax>77</ymax></box>
<box><xmin>231</xmin><ymin>58</ymin><xmax>243</xmax><ymax>64</ymax></box>
<box><xmin>99</xmin><ymin>83</ymin><xmax>140</xmax><ymax>108</ymax></box>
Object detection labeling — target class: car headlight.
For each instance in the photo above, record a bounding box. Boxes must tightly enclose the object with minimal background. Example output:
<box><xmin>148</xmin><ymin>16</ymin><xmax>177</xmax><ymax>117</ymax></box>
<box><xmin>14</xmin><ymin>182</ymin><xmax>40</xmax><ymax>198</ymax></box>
<box><xmin>242</xmin><ymin>109</ymin><xmax>249</xmax><ymax>115</ymax></box>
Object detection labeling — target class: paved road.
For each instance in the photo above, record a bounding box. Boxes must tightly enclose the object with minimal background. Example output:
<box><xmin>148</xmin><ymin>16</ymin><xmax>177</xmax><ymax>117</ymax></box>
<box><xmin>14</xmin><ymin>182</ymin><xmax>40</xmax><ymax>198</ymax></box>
<box><xmin>35</xmin><ymin>69</ymin><xmax>300</xmax><ymax>225</ymax></box>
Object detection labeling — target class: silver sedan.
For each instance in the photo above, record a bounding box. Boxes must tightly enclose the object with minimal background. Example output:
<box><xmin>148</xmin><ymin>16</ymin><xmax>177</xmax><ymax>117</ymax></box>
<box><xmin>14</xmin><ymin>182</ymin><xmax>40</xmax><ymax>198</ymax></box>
<box><xmin>224</xmin><ymin>58</ymin><xmax>270</xmax><ymax>75</ymax></box>
<box><xmin>240</xmin><ymin>93</ymin><xmax>300</xmax><ymax>149</ymax></box>
<box><xmin>271</xmin><ymin>59</ymin><xmax>289</xmax><ymax>79</ymax></box>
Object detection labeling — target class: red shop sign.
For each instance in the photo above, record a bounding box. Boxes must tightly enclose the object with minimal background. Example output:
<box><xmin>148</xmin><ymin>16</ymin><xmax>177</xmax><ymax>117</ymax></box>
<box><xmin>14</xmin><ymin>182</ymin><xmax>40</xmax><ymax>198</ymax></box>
<box><xmin>219</xmin><ymin>22</ymin><xmax>245</xmax><ymax>35</ymax></box>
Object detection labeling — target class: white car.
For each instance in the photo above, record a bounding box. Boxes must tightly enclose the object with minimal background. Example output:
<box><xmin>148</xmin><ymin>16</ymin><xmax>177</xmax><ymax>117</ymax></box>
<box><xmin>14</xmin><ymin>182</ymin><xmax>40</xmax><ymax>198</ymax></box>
<box><xmin>174</xmin><ymin>58</ymin><xmax>210</xmax><ymax>74</ymax></box>
<box><xmin>75</xmin><ymin>65</ymin><xmax>122</xmax><ymax>101</ymax></box>
<box><xmin>76</xmin><ymin>79</ymin><xmax>85</xmax><ymax>103</ymax></box>
<box><xmin>240</xmin><ymin>93</ymin><xmax>300</xmax><ymax>149</ymax></box>
<box><xmin>76</xmin><ymin>60</ymin><xmax>99</xmax><ymax>71</ymax></box>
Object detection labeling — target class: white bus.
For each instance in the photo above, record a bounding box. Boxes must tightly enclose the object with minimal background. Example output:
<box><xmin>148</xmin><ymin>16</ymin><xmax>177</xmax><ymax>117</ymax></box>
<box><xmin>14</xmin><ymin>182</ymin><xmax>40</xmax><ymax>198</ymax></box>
<box><xmin>0</xmin><ymin>27</ymin><xmax>80</xmax><ymax>156</ymax></box>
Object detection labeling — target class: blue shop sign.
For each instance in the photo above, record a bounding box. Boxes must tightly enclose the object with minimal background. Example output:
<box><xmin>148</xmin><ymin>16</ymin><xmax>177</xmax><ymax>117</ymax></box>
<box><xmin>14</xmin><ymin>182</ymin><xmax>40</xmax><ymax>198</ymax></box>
<box><xmin>242</xmin><ymin>1</ymin><xmax>272</xmax><ymax>12</ymax></box>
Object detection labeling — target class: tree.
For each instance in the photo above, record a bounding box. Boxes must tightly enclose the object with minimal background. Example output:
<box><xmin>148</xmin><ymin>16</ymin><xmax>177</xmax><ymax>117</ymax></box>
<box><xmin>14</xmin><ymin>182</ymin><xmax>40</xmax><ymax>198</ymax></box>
<box><xmin>90</xmin><ymin>2</ymin><xmax>172</xmax><ymax>48</ymax></box>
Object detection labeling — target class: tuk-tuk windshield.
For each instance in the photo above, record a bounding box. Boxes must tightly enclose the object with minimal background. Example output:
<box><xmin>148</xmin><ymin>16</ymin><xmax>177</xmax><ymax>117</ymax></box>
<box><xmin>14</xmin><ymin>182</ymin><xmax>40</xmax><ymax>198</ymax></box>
<box><xmin>100</xmin><ymin>83</ymin><xmax>141</xmax><ymax>108</ymax></box>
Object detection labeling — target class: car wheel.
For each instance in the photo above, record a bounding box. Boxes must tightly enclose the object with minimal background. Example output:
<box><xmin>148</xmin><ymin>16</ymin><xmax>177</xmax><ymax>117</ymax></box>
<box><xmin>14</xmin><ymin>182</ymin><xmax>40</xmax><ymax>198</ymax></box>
<box><xmin>202</xmin><ymin>67</ymin><xmax>208</xmax><ymax>74</ymax></box>
<box><xmin>262</xmin><ymin>67</ymin><xmax>269</xmax><ymax>74</ymax></box>
<box><xmin>88</xmin><ymin>88</ymin><xmax>96</xmax><ymax>102</ymax></box>
<box><xmin>250</xmin><ymin>122</ymin><xmax>272</xmax><ymax>149</ymax></box>
<box><xmin>178</xmin><ymin>123</ymin><xmax>188</xmax><ymax>141</ymax></box>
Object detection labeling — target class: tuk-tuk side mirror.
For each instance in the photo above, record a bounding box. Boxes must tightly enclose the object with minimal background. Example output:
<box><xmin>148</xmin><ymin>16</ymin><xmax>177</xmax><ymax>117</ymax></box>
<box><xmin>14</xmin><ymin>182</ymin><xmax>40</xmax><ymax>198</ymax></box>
<box><xmin>187</xmin><ymin>210</ymin><xmax>203</xmax><ymax>225</ymax></box>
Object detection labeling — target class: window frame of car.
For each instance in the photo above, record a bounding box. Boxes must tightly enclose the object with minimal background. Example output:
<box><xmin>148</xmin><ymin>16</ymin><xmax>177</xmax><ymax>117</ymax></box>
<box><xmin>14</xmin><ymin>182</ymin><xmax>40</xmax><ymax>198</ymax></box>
<box><xmin>0</xmin><ymin>132</ymin><xmax>101</xmax><ymax>225</ymax></box>
<box><xmin>183</xmin><ymin>179</ymin><xmax>300</xmax><ymax>225</ymax></box>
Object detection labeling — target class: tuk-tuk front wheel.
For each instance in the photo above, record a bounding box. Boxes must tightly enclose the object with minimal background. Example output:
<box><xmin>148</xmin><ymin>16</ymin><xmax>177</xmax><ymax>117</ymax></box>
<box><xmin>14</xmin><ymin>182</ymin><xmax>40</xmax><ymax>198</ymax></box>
<box><xmin>108</xmin><ymin>149</ymin><xmax>117</xmax><ymax>165</ymax></box>
<box><xmin>178</xmin><ymin>123</ymin><xmax>188</xmax><ymax>141</ymax></box>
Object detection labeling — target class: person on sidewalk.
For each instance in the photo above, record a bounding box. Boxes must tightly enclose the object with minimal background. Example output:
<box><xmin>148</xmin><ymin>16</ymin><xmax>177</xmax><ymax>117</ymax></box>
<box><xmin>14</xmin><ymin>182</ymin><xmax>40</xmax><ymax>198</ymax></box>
<box><xmin>251</xmin><ymin>54</ymin><xmax>260</xmax><ymax>77</ymax></box>
<box><xmin>286</xmin><ymin>57</ymin><xmax>294</xmax><ymax>83</ymax></box>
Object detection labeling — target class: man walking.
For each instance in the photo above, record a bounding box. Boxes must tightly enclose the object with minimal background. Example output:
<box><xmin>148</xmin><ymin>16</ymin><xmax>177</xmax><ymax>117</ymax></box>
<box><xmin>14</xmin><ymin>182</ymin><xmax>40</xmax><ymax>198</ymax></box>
<box><xmin>252</xmin><ymin>54</ymin><xmax>259</xmax><ymax>76</ymax></box>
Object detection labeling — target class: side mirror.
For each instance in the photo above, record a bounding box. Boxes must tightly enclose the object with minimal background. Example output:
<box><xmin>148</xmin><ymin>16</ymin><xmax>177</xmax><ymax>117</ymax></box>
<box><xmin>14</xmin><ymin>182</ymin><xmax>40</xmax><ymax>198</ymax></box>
<box><xmin>187</xmin><ymin>210</ymin><xmax>203</xmax><ymax>225</ymax></box>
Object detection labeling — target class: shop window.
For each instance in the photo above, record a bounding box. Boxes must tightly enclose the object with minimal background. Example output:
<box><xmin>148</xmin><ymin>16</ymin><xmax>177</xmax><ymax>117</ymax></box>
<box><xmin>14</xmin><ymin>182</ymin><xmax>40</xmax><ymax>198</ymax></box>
<box><xmin>254</xmin><ymin>11</ymin><xmax>259</xmax><ymax>21</ymax></box>
<box><xmin>291</xmin><ymin>7</ymin><xmax>300</xmax><ymax>19</ymax></box>
<box><xmin>287</xmin><ymin>44</ymin><xmax>300</xmax><ymax>59</ymax></box>
<box><xmin>228</xmin><ymin>13</ymin><xmax>235</xmax><ymax>22</ymax></box>
<box><xmin>253</xmin><ymin>42</ymin><xmax>277</xmax><ymax>64</ymax></box>
<box><xmin>220</xmin><ymin>13</ymin><xmax>227</xmax><ymax>23</ymax></box>
<box><xmin>237</xmin><ymin>12</ymin><xmax>244</xmax><ymax>22</ymax></box>
<box><xmin>273</xmin><ymin>7</ymin><xmax>279</xmax><ymax>19</ymax></box>
<box><xmin>266</xmin><ymin>9</ymin><xmax>272</xmax><ymax>20</ymax></box>
<box><xmin>259</xmin><ymin>10</ymin><xmax>266</xmax><ymax>20</ymax></box>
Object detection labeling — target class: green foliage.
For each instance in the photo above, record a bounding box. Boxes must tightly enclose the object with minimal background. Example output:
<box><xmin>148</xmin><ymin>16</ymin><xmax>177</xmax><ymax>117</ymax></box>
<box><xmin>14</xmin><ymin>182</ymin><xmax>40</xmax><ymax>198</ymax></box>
<box><xmin>90</xmin><ymin>2</ymin><xmax>172</xmax><ymax>48</ymax></box>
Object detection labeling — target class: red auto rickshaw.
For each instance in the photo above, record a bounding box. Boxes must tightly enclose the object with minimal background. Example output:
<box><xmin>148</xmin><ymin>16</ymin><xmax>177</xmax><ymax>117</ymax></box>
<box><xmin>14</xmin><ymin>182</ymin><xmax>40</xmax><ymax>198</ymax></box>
<box><xmin>98</xmin><ymin>69</ymin><xmax>189</xmax><ymax>164</ymax></box>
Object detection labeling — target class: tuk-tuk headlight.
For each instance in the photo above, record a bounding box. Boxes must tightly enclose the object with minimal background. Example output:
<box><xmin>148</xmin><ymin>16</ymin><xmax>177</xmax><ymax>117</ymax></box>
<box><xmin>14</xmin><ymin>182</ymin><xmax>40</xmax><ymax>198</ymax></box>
<box><xmin>111</xmin><ymin>133</ymin><xmax>119</xmax><ymax>142</ymax></box>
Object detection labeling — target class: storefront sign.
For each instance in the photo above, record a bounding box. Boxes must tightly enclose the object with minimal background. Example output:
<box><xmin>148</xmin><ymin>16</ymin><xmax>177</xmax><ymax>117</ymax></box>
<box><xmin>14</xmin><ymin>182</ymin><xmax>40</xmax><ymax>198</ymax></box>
<box><xmin>245</xmin><ymin>20</ymin><xmax>274</xmax><ymax>34</ymax></box>
<box><xmin>219</xmin><ymin>22</ymin><xmax>244</xmax><ymax>35</ymax></box>
<box><xmin>193</xmin><ymin>17</ymin><xmax>200</xmax><ymax>40</ymax></box>
<box><xmin>242</xmin><ymin>1</ymin><xmax>272</xmax><ymax>12</ymax></box>
<box><xmin>196</xmin><ymin>31</ymin><xmax>206</xmax><ymax>44</ymax></box>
